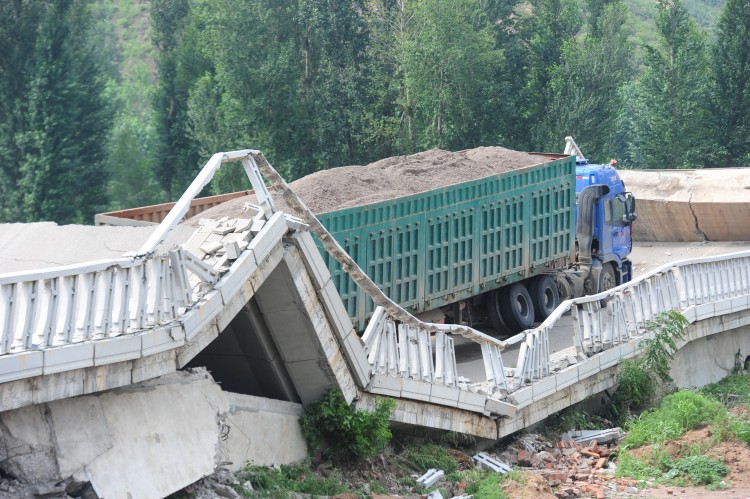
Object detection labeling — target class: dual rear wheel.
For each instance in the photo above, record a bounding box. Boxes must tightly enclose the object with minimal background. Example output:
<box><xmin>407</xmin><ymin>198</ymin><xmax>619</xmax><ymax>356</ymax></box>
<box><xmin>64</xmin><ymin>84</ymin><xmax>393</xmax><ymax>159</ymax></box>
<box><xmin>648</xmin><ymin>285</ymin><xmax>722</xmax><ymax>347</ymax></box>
<box><xmin>487</xmin><ymin>275</ymin><xmax>560</xmax><ymax>335</ymax></box>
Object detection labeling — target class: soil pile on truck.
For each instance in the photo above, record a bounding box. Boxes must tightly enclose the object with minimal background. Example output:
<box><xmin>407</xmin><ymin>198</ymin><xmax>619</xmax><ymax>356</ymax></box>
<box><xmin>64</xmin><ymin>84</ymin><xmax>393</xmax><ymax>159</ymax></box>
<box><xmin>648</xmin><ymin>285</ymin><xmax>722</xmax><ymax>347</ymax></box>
<box><xmin>190</xmin><ymin>146</ymin><xmax>549</xmax><ymax>220</ymax></box>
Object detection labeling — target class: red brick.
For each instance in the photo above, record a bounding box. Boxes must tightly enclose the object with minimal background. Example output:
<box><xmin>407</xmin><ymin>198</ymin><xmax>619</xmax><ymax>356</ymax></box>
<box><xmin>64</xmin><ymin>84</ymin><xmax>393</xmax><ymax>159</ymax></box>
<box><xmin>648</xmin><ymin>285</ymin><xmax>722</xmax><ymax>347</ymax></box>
<box><xmin>594</xmin><ymin>458</ymin><xmax>607</xmax><ymax>470</ymax></box>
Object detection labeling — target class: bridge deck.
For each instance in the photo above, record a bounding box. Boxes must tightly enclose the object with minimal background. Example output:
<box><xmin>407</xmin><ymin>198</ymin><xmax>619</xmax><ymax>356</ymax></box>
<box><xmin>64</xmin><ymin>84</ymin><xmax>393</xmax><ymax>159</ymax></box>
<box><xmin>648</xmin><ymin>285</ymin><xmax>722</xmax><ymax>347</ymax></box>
<box><xmin>1</xmin><ymin>150</ymin><xmax>749</xmax><ymax>441</ymax></box>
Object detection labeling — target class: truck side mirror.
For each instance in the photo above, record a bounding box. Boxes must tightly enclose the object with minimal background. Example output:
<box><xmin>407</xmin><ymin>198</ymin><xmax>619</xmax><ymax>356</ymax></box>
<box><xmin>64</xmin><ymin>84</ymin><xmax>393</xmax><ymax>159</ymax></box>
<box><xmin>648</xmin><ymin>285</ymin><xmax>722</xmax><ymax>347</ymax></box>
<box><xmin>626</xmin><ymin>193</ymin><xmax>637</xmax><ymax>222</ymax></box>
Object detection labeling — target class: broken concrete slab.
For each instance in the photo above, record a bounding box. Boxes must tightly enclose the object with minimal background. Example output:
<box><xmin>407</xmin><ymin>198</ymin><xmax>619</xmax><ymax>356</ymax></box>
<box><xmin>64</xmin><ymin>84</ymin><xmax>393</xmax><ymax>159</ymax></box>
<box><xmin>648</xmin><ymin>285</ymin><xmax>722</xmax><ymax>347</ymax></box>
<box><xmin>0</xmin><ymin>369</ymin><xmax>232</xmax><ymax>499</ymax></box>
<box><xmin>565</xmin><ymin>429</ymin><xmax>623</xmax><ymax>445</ymax></box>
<box><xmin>473</xmin><ymin>452</ymin><xmax>511</xmax><ymax>473</ymax></box>
<box><xmin>417</xmin><ymin>469</ymin><xmax>445</xmax><ymax>488</ymax></box>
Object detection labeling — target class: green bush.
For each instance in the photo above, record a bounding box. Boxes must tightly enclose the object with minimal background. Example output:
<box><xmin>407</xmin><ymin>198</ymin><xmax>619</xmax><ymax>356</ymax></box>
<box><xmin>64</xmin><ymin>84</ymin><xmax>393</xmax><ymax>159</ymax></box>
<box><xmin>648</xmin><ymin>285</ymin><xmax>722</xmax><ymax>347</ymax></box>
<box><xmin>605</xmin><ymin>312</ymin><xmax>689</xmax><ymax>424</ymax></box>
<box><xmin>300</xmin><ymin>389</ymin><xmax>396</xmax><ymax>459</ymax></box>
<box><xmin>640</xmin><ymin>311</ymin><xmax>688</xmax><ymax>383</ymax></box>
<box><xmin>612</xmin><ymin>359</ymin><xmax>657</xmax><ymax>412</ymax></box>
<box><xmin>702</xmin><ymin>373</ymin><xmax>750</xmax><ymax>406</ymax></box>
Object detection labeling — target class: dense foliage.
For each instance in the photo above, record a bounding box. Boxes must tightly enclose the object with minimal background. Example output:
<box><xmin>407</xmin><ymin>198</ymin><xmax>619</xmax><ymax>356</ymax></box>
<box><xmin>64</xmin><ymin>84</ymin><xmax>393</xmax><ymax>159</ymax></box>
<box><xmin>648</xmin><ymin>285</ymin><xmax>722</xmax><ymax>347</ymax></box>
<box><xmin>0</xmin><ymin>0</ymin><xmax>741</xmax><ymax>223</ymax></box>
<box><xmin>300</xmin><ymin>388</ymin><xmax>396</xmax><ymax>458</ymax></box>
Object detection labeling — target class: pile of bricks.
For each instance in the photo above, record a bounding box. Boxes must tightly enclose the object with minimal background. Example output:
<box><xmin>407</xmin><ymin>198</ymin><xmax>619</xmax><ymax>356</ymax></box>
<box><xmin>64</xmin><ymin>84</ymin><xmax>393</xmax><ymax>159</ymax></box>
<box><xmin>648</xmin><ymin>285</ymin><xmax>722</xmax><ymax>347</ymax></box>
<box><xmin>498</xmin><ymin>431</ymin><xmax>642</xmax><ymax>498</ymax></box>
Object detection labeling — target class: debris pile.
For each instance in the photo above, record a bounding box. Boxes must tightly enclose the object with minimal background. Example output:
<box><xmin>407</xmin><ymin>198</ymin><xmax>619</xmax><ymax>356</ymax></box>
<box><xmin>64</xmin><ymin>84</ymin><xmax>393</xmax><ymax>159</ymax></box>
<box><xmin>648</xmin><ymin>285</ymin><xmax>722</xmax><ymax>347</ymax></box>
<box><xmin>490</xmin><ymin>430</ymin><xmax>661</xmax><ymax>498</ymax></box>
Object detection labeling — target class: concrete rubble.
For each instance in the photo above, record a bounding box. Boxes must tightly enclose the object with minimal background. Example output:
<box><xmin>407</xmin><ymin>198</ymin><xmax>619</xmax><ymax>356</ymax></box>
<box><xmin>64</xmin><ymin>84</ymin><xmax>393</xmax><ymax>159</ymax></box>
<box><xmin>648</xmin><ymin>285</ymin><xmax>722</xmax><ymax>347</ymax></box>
<box><xmin>490</xmin><ymin>430</ymin><xmax>661</xmax><ymax>498</ymax></box>
<box><xmin>416</xmin><ymin>469</ymin><xmax>445</xmax><ymax>488</ymax></box>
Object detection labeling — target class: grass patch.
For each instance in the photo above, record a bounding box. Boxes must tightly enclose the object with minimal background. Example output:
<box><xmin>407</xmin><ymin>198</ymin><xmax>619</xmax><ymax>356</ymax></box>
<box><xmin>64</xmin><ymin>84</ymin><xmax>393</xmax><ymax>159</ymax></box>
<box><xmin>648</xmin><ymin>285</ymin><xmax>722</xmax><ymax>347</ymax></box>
<box><xmin>616</xmin><ymin>448</ymin><xmax>671</xmax><ymax>481</ymax></box>
<box><xmin>397</xmin><ymin>444</ymin><xmax>459</xmax><ymax>476</ymax></box>
<box><xmin>621</xmin><ymin>391</ymin><xmax>726</xmax><ymax>450</ymax></box>
<box><xmin>665</xmin><ymin>455</ymin><xmax>729</xmax><ymax>486</ymax></box>
<box><xmin>730</xmin><ymin>418</ymin><xmax>750</xmax><ymax>445</ymax></box>
<box><xmin>615</xmin><ymin>382</ymin><xmax>740</xmax><ymax>489</ymax></box>
<box><xmin>465</xmin><ymin>471</ymin><xmax>507</xmax><ymax>499</ymax></box>
<box><xmin>238</xmin><ymin>464</ymin><xmax>351</xmax><ymax>497</ymax></box>
<box><xmin>616</xmin><ymin>447</ymin><xmax>729</xmax><ymax>487</ymax></box>
<box><xmin>702</xmin><ymin>373</ymin><xmax>750</xmax><ymax>406</ymax></box>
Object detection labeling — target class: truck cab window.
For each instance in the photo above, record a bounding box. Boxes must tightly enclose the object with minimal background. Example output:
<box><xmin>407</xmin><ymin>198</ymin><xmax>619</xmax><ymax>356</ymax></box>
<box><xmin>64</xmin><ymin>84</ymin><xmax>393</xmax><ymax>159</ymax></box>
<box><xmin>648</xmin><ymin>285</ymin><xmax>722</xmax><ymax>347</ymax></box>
<box><xmin>606</xmin><ymin>197</ymin><xmax>628</xmax><ymax>227</ymax></box>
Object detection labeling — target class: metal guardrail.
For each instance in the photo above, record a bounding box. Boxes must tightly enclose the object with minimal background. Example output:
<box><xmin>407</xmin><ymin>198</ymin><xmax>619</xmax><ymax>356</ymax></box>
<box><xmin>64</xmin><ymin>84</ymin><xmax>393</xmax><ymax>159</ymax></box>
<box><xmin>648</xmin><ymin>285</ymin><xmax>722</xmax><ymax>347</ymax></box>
<box><xmin>513</xmin><ymin>251</ymin><xmax>750</xmax><ymax>391</ymax></box>
<box><xmin>0</xmin><ymin>250</ymin><xmax>215</xmax><ymax>354</ymax></box>
<box><xmin>0</xmin><ymin>149</ymin><xmax>276</xmax><ymax>358</ymax></box>
<box><xmin>360</xmin><ymin>250</ymin><xmax>750</xmax><ymax>399</ymax></box>
<box><xmin>362</xmin><ymin>306</ymin><xmax>508</xmax><ymax>391</ymax></box>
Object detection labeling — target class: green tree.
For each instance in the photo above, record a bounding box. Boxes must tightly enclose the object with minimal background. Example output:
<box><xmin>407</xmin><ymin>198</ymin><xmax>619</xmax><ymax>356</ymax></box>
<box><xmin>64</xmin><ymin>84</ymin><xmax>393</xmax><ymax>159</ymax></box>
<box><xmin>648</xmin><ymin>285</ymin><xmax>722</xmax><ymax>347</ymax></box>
<box><xmin>712</xmin><ymin>0</ymin><xmax>750</xmax><ymax>167</ymax></box>
<box><xmin>621</xmin><ymin>0</ymin><xmax>715</xmax><ymax>169</ymax></box>
<box><xmin>0</xmin><ymin>1</ymin><xmax>45</xmax><ymax>220</ymax></box>
<box><xmin>584</xmin><ymin>0</ymin><xmax>619</xmax><ymax>35</ymax></box>
<box><xmin>543</xmin><ymin>3</ymin><xmax>634</xmax><ymax>158</ymax></box>
<box><xmin>518</xmin><ymin>0</ymin><xmax>582</xmax><ymax>149</ymax></box>
<box><xmin>401</xmin><ymin>0</ymin><xmax>505</xmax><ymax>150</ymax></box>
<box><xmin>92</xmin><ymin>1</ymin><xmax>163</xmax><ymax>210</ymax></box>
<box><xmin>0</xmin><ymin>0</ymin><xmax>113</xmax><ymax>223</ymax></box>
<box><xmin>364</xmin><ymin>0</ymin><xmax>414</xmax><ymax>154</ymax></box>
<box><xmin>151</xmin><ymin>0</ymin><xmax>208</xmax><ymax>199</ymax></box>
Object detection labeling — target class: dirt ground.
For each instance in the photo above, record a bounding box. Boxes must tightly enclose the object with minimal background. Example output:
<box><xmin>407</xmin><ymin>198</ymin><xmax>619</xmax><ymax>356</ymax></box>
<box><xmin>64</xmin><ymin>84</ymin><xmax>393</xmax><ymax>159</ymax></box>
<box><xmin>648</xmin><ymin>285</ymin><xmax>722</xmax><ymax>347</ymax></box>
<box><xmin>601</xmin><ymin>422</ymin><xmax>750</xmax><ymax>499</ymax></box>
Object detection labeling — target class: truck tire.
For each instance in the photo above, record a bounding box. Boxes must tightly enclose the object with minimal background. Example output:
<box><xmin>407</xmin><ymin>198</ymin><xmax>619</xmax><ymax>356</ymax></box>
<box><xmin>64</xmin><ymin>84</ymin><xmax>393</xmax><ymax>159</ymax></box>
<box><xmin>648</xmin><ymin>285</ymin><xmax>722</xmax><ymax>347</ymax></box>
<box><xmin>487</xmin><ymin>289</ymin><xmax>508</xmax><ymax>334</ymax></box>
<box><xmin>529</xmin><ymin>274</ymin><xmax>560</xmax><ymax>322</ymax></box>
<box><xmin>500</xmin><ymin>283</ymin><xmax>535</xmax><ymax>333</ymax></box>
<box><xmin>599</xmin><ymin>263</ymin><xmax>617</xmax><ymax>293</ymax></box>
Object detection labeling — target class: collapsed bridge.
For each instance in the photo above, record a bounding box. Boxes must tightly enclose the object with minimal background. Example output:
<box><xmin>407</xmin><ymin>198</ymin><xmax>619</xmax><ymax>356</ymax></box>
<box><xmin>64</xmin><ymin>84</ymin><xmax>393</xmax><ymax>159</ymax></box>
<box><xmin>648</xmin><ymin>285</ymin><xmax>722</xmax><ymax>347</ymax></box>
<box><xmin>0</xmin><ymin>150</ymin><xmax>749</xmax><ymax>498</ymax></box>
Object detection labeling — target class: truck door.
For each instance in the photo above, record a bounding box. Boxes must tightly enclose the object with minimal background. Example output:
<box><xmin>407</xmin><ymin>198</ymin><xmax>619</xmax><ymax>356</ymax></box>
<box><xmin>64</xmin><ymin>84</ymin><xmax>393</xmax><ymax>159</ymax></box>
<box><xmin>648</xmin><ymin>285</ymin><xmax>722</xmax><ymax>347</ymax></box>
<box><xmin>603</xmin><ymin>194</ymin><xmax>631</xmax><ymax>260</ymax></box>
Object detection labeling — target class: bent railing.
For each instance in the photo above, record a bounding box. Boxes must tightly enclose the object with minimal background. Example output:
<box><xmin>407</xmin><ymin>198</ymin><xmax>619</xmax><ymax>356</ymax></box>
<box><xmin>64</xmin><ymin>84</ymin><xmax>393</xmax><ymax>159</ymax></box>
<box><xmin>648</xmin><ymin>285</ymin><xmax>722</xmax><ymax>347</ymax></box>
<box><xmin>0</xmin><ymin>149</ymin><xmax>279</xmax><ymax>358</ymax></box>
<box><xmin>360</xmin><ymin>250</ymin><xmax>750</xmax><ymax>404</ymax></box>
<box><xmin>509</xmin><ymin>251</ymin><xmax>750</xmax><ymax>396</ymax></box>
<box><xmin>0</xmin><ymin>250</ymin><xmax>216</xmax><ymax>354</ymax></box>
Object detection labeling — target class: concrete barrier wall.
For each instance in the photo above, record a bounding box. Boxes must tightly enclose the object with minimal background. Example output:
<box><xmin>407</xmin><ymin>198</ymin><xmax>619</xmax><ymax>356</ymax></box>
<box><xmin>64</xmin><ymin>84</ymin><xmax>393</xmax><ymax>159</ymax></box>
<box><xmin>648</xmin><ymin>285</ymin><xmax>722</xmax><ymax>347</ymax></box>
<box><xmin>621</xmin><ymin>169</ymin><xmax>750</xmax><ymax>242</ymax></box>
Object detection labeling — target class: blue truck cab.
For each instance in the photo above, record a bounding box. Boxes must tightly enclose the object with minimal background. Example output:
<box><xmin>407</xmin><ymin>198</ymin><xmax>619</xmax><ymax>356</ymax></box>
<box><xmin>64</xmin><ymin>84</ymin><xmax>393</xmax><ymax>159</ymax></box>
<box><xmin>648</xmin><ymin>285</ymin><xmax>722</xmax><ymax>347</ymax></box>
<box><xmin>574</xmin><ymin>156</ymin><xmax>636</xmax><ymax>290</ymax></box>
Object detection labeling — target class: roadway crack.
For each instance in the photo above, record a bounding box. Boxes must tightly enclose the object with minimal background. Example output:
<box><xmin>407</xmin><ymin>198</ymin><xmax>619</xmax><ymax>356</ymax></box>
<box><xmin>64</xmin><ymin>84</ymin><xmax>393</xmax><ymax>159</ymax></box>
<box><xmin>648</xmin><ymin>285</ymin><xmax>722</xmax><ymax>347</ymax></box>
<box><xmin>687</xmin><ymin>176</ymin><xmax>709</xmax><ymax>242</ymax></box>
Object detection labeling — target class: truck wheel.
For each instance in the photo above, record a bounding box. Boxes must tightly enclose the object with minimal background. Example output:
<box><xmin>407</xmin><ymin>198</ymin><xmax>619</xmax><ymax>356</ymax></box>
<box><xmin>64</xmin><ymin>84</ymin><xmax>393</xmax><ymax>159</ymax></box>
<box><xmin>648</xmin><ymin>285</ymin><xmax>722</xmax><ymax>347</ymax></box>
<box><xmin>599</xmin><ymin>263</ymin><xmax>617</xmax><ymax>293</ymax></box>
<box><xmin>487</xmin><ymin>289</ymin><xmax>508</xmax><ymax>334</ymax></box>
<box><xmin>500</xmin><ymin>283</ymin><xmax>535</xmax><ymax>333</ymax></box>
<box><xmin>529</xmin><ymin>275</ymin><xmax>560</xmax><ymax>322</ymax></box>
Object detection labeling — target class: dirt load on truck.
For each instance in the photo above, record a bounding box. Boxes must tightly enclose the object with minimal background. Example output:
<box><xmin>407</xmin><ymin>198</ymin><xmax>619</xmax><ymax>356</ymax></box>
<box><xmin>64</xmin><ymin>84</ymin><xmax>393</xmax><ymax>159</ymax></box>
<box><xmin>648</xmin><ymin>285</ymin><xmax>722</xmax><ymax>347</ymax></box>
<box><xmin>189</xmin><ymin>147</ymin><xmax>552</xmax><ymax>220</ymax></box>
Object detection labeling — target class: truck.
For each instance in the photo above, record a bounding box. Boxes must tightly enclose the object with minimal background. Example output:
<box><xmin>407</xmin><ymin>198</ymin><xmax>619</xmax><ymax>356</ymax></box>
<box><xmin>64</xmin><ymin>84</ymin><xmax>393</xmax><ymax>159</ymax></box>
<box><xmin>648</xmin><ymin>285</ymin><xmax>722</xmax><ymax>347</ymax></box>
<box><xmin>313</xmin><ymin>137</ymin><xmax>636</xmax><ymax>335</ymax></box>
<box><xmin>96</xmin><ymin>137</ymin><xmax>636</xmax><ymax>335</ymax></box>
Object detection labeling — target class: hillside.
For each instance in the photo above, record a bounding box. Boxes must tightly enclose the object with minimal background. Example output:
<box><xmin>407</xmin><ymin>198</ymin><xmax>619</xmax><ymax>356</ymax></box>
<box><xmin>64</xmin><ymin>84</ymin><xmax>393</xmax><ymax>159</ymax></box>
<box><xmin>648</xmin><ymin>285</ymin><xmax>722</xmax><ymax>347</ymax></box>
<box><xmin>624</xmin><ymin>0</ymin><xmax>724</xmax><ymax>51</ymax></box>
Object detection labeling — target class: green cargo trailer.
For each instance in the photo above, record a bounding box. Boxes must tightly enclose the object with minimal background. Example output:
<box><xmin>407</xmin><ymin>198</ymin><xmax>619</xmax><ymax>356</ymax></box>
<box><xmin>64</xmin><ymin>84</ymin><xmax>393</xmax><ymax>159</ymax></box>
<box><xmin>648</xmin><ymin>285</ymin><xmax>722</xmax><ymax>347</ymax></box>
<box><xmin>315</xmin><ymin>153</ymin><xmax>577</xmax><ymax>331</ymax></box>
